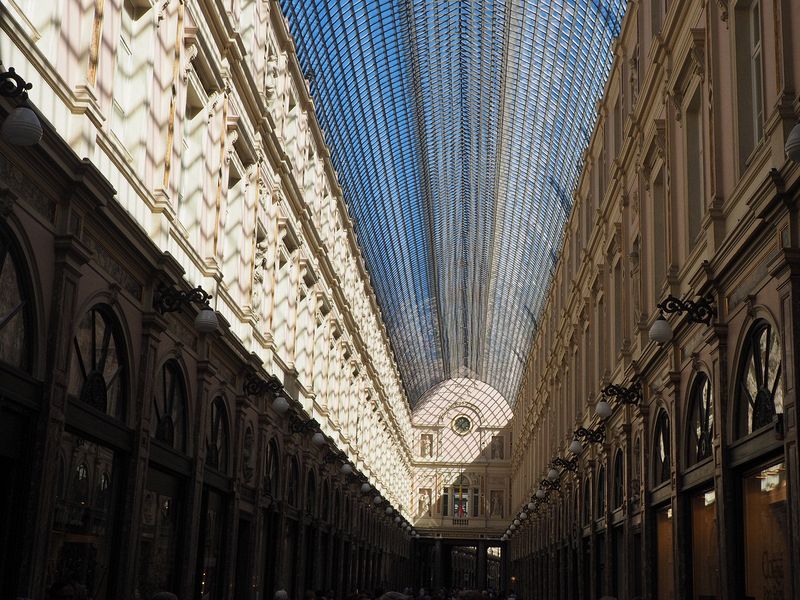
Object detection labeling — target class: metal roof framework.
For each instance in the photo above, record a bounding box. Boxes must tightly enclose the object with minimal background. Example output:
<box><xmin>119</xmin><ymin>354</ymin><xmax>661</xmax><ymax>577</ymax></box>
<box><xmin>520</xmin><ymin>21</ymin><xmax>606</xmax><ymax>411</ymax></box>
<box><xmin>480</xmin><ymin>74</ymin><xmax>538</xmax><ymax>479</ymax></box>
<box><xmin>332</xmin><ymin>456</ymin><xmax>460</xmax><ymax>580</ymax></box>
<box><xmin>280</xmin><ymin>0</ymin><xmax>626</xmax><ymax>406</ymax></box>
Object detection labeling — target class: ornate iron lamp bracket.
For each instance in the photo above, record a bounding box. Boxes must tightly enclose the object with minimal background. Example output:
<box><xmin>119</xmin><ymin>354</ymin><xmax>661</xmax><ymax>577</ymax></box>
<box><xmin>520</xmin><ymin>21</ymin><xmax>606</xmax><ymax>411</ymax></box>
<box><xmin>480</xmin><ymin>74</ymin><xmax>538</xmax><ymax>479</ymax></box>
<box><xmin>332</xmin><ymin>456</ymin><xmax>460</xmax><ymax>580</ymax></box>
<box><xmin>0</xmin><ymin>68</ymin><xmax>32</xmax><ymax>100</ymax></box>
<box><xmin>602</xmin><ymin>379</ymin><xmax>642</xmax><ymax>405</ymax></box>
<box><xmin>551</xmin><ymin>456</ymin><xmax>579</xmax><ymax>473</ymax></box>
<box><xmin>290</xmin><ymin>416</ymin><xmax>319</xmax><ymax>435</ymax></box>
<box><xmin>657</xmin><ymin>294</ymin><xmax>715</xmax><ymax>325</ymax></box>
<box><xmin>574</xmin><ymin>423</ymin><xmax>606</xmax><ymax>445</ymax></box>
<box><xmin>153</xmin><ymin>283</ymin><xmax>211</xmax><ymax>314</ymax></box>
<box><xmin>243</xmin><ymin>372</ymin><xmax>283</xmax><ymax>397</ymax></box>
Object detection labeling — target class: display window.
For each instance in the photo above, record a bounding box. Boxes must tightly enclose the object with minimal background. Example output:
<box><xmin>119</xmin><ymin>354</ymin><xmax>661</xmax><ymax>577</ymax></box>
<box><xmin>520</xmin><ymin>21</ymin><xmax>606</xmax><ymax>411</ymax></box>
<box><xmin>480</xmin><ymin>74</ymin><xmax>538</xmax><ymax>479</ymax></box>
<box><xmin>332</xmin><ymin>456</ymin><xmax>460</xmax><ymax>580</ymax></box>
<box><xmin>655</xmin><ymin>505</ymin><xmax>674</xmax><ymax>600</ymax></box>
<box><xmin>136</xmin><ymin>469</ymin><xmax>181</xmax><ymax>599</ymax></box>
<box><xmin>741</xmin><ymin>462</ymin><xmax>789</xmax><ymax>599</ymax></box>
<box><xmin>690</xmin><ymin>489</ymin><xmax>719</xmax><ymax>598</ymax></box>
<box><xmin>48</xmin><ymin>432</ymin><xmax>119</xmax><ymax>599</ymax></box>
<box><xmin>197</xmin><ymin>488</ymin><xmax>226</xmax><ymax>600</ymax></box>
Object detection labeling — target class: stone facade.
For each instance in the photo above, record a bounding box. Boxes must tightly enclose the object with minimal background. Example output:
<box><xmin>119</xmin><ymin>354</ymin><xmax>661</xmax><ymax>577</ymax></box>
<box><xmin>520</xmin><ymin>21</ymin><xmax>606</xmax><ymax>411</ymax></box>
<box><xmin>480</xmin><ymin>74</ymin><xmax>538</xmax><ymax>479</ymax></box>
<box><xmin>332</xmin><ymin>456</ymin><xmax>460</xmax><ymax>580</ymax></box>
<box><xmin>508</xmin><ymin>1</ymin><xmax>800</xmax><ymax>599</ymax></box>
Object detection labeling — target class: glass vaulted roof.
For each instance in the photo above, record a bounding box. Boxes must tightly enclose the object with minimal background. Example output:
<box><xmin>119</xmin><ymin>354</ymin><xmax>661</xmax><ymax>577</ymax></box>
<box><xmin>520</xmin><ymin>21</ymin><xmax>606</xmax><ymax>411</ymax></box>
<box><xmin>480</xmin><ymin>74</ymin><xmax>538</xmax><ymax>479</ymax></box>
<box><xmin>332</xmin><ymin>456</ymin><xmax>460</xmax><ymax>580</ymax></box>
<box><xmin>280</xmin><ymin>0</ymin><xmax>627</xmax><ymax>406</ymax></box>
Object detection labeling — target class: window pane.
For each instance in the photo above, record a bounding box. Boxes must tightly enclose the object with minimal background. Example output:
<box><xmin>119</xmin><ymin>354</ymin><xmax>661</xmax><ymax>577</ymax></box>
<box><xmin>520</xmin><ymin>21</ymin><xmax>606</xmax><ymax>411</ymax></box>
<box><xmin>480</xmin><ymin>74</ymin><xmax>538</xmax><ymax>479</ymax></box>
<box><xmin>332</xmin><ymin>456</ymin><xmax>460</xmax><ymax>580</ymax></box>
<box><xmin>48</xmin><ymin>432</ymin><xmax>117</xmax><ymax>599</ymax></box>
<box><xmin>137</xmin><ymin>474</ymin><xmax>181</xmax><ymax>599</ymax></box>
<box><xmin>656</xmin><ymin>506</ymin><xmax>674</xmax><ymax>600</ymax></box>
<box><xmin>742</xmin><ymin>463</ymin><xmax>789</xmax><ymax>598</ymax></box>
<box><xmin>691</xmin><ymin>490</ymin><xmax>720</xmax><ymax>598</ymax></box>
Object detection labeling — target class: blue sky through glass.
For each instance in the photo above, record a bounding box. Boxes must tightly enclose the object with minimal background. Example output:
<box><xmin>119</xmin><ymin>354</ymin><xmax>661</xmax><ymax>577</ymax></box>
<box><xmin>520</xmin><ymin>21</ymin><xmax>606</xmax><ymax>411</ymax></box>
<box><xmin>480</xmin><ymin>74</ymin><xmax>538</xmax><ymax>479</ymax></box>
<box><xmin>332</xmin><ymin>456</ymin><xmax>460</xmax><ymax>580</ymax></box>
<box><xmin>280</xmin><ymin>0</ymin><xmax>627</xmax><ymax>406</ymax></box>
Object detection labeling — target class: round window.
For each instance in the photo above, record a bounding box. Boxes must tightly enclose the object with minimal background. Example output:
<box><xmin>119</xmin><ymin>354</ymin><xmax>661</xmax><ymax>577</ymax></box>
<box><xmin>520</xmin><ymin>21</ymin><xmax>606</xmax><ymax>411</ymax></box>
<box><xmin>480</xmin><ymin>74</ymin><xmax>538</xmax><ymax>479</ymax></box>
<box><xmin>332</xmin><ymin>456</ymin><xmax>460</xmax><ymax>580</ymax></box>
<box><xmin>452</xmin><ymin>415</ymin><xmax>472</xmax><ymax>435</ymax></box>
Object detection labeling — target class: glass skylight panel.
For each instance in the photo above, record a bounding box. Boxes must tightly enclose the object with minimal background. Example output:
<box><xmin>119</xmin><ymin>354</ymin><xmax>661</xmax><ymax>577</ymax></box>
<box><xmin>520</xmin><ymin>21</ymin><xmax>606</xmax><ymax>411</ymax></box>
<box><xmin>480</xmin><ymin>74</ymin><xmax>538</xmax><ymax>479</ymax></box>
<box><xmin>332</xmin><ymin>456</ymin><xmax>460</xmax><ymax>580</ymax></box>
<box><xmin>280</xmin><ymin>0</ymin><xmax>626</xmax><ymax>406</ymax></box>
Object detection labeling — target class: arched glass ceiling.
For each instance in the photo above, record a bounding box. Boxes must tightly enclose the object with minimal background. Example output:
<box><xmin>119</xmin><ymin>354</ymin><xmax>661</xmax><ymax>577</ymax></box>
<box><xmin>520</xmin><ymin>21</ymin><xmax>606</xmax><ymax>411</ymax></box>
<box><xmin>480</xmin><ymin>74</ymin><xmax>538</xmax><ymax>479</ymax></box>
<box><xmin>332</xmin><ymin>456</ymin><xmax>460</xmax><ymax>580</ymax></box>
<box><xmin>280</xmin><ymin>0</ymin><xmax>627</xmax><ymax>406</ymax></box>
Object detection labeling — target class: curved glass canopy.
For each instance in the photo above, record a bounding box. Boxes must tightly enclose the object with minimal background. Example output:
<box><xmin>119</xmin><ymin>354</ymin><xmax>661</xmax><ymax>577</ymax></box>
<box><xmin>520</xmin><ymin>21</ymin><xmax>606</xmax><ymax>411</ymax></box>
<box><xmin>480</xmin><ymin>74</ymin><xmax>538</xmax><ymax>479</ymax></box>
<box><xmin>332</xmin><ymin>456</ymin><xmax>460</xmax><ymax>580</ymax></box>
<box><xmin>280</xmin><ymin>0</ymin><xmax>626</xmax><ymax>406</ymax></box>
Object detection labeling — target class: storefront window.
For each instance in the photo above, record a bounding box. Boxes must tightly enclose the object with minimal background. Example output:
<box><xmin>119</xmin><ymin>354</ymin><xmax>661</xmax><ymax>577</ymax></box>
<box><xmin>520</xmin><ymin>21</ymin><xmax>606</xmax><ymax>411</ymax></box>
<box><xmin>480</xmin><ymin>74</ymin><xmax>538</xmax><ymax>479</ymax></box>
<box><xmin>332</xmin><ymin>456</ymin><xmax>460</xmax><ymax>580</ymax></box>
<box><xmin>688</xmin><ymin>374</ymin><xmax>714</xmax><ymax>465</ymax></box>
<box><xmin>655</xmin><ymin>505</ymin><xmax>674</xmax><ymax>600</ymax></box>
<box><xmin>48</xmin><ymin>432</ymin><xmax>117</xmax><ymax>599</ymax></box>
<box><xmin>737</xmin><ymin>321</ymin><xmax>783</xmax><ymax>437</ymax></box>
<box><xmin>742</xmin><ymin>462</ymin><xmax>789</xmax><ymax>599</ymax></box>
<box><xmin>137</xmin><ymin>472</ymin><xmax>181</xmax><ymax>599</ymax></box>
<box><xmin>690</xmin><ymin>489</ymin><xmax>719</xmax><ymax>599</ymax></box>
<box><xmin>197</xmin><ymin>489</ymin><xmax>225</xmax><ymax>600</ymax></box>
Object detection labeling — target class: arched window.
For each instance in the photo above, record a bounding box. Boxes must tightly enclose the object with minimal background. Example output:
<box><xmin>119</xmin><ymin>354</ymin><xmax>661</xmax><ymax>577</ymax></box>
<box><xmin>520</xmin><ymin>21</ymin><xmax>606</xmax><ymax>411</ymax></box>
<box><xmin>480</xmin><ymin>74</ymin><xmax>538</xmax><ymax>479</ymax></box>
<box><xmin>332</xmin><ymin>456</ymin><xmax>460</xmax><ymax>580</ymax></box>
<box><xmin>305</xmin><ymin>471</ymin><xmax>317</xmax><ymax>515</ymax></box>
<box><xmin>613</xmin><ymin>451</ymin><xmax>624</xmax><ymax>509</ymax></box>
<box><xmin>205</xmin><ymin>398</ymin><xmax>229</xmax><ymax>473</ymax></box>
<box><xmin>264</xmin><ymin>439</ymin><xmax>280</xmax><ymax>497</ymax></box>
<box><xmin>321</xmin><ymin>479</ymin><xmax>330</xmax><ymax>521</ymax></box>
<box><xmin>583</xmin><ymin>479</ymin><xmax>591</xmax><ymax>525</ymax></box>
<box><xmin>333</xmin><ymin>490</ymin><xmax>341</xmax><ymax>528</ymax></box>
<box><xmin>736</xmin><ymin>321</ymin><xmax>783</xmax><ymax>437</ymax></box>
<box><xmin>0</xmin><ymin>226</ymin><xmax>32</xmax><ymax>371</ymax></box>
<box><xmin>688</xmin><ymin>373</ymin><xmax>713</xmax><ymax>465</ymax></box>
<box><xmin>597</xmin><ymin>466</ymin><xmax>606</xmax><ymax>515</ymax></box>
<box><xmin>286</xmin><ymin>457</ymin><xmax>300</xmax><ymax>507</ymax></box>
<box><xmin>68</xmin><ymin>305</ymin><xmax>127</xmax><ymax>419</ymax></box>
<box><xmin>152</xmin><ymin>360</ymin><xmax>187</xmax><ymax>452</ymax></box>
<box><xmin>241</xmin><ymin>425</ymin><xmax>255</xmax><ymax>483</ymax></box>
<box><xmin>653</xmin><ymin>410</ymin><xmax>671</xmax><ymax>485</ymax></box>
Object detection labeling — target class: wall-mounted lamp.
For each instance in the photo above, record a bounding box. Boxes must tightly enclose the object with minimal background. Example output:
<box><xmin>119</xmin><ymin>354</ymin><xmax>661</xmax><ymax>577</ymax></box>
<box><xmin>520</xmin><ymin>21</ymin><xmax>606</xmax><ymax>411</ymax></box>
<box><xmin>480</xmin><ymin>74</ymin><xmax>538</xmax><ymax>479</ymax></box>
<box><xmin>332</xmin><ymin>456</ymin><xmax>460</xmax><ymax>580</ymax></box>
<box><xmin>648</xmin><ymin>294</ymin><xmax>714</xmax><ymax>344</ymax></box>
<box><xmin>340</xmin><ymin>463</ymin><xmax>353</xmax><ymax>475</ymax></box>
<box><xmin>154</xmin><ymin>283</ymin><xmax>218</xmax><ymax>333</ymax></box>
<box><xmin>0</xmin><ymin>67</ymin><xmax>43</xmax><ymax>146</ymax></box>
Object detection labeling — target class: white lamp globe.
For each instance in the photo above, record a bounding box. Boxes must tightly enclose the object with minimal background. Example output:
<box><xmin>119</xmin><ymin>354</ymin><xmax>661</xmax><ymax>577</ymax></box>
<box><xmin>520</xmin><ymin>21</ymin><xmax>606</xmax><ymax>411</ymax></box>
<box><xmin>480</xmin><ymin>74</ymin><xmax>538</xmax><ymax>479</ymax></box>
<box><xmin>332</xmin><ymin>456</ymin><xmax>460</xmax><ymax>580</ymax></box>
<box><xmin>1</xmin><ymin>106</ymin><xmax>43</xmax><ymax>146</ymax></box>
<box><xmin>373</xmin><ymin>495</ymin><xmax>382</xmax><ymax>505</ymax></box>
<box><xmin>513</xmin><ymin>519</ymin><xmax>520</xmax><ymax>526</ymax></box>
<box><xmin>194</xmin><ymin>306</ymin><xmax>219</xmax><ymax>333</ymax></box>
<box><xmin>272</xmin><ymin>395</ymin><xmax>290</xmax><ymax>415</ymax></box>
<box><xmin>312</xmin><ymin>432</ymin><xmax>326</xmax><ymax>447</ymax></box>
<box><xmin>595</xmin><ymin>399</ymin><xmax>613</xmax><ymax>420</ymax></box>
<box><xmin>535</xmin><ymin>489</ymin><xmax>545</xmax><ymax>499</ymax></box>
<box><xmin>394</xmin><ymin>516</ymin><xmax>401</xmax><ymax>523</ymax></box>
<box><xmin>385</xmin><ymin>506</ymin><xmax>393</xmax><ymax>515</ymax></box>
<box><xmin>527</xmin><ymin>502</ymin><xmax>536</xmax><ymax>511</ymax></box>
<box><xmin>649</xmin><ymin>313</ymin><xmax>673</xmax><ymax>344</ymax></box>
<box><xmin>786</xmin><ymin>122</ymin><xmax>800</xmax><ymax>161</ymax></box>
<box><xmin>520</xmin><ymin>512</ymin><xmax>528</xmax><ymax>520</ymax></box>
<box><xmin>569</xmin><ymin>439</ymin><xmax>583</xmax><ymax>454</ymax></box>
<box><xmin>547</xmin><ymin>468</ymin><xmax>559</xmax><ymax>482</ymax></box>
<box><xmin>340</xmin><ymin>463</ymin><xmax>353</xmax><ymax>475</ymax></box>
<box><xmin>360</xmin><ymin>483</ymin><xmax>371</xmax><ymax>494</ymax></box>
